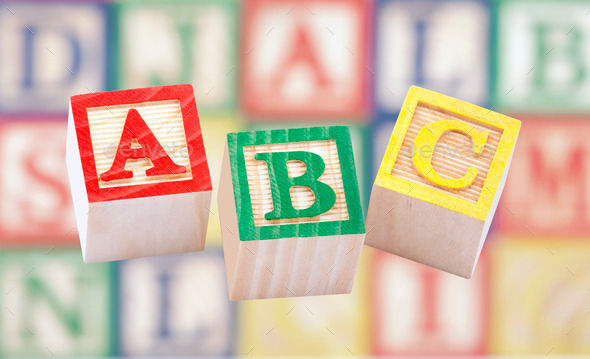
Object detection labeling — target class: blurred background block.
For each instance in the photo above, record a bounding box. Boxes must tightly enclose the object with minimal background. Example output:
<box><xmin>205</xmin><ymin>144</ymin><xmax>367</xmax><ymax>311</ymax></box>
<box><xmin>0</xmin><ymin>121</ymin><xmax>77</xmax><ymax>245</ymax></box>
<box><xmin>0</xmin><ymin>2</ymin><xmax>108</xmax><ymax>114</ymax></box>
<box><xmin>498</xmin><ymin>117</ymin><xmax>590</xmax><ymax>236</ymax></box>
<box><xmin>241</xmin><ymin>0</ymin><xmax>370</xmax><ymax>120</ymax></box>
<box><xmin>114</xmin><ymin>0</ymin><xmax>238</xmax><ymax>114</ymax></box>
<box><xmin>118</xmin><ymin>251</ymin><xmax>234</xmax><ymax>356</ymax></box>
<box><xmin>371</xmin><ymin>250</ymin><xmax>488</xmax><ymax>355</ymax></box>
<box><xmin>494</xmin><ymin>0</ymin><xmax>590</xmax><ymax>112</ymax></box>
<box><xmin>375</xmin><ymin>0</ymin><xmax>489</xmax><ymax>121</ymax></box>
<box><xmin>236</xmin><ymin>248</ymin><xmax>372</xmax><ymax>356</ymax></box>
<box><xmin>490</xmin><ymin>237</ymin><xmax>590</xmax><ymax>355</ymax></box>
<box><xmin>0</xmin><ymin>249</ymin><xmax>114</xmax><ymax>357</ymax></box>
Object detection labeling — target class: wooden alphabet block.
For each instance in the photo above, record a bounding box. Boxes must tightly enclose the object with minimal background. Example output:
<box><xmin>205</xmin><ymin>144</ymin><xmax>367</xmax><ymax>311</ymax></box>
<box><xmin>0</xmin><ymin>2</ymin><xmax>107</xmax><ymax>113</ymax></box>
<box><xmin>366</xmin><ymin>86</ymin><xmax>521</xmax><ymax>278</ymax></box>
<box><xmin>376</xmin><ymin>0</ymin><xmax>489</xmax><ymax>118</ymax></box>
<box><xmin>497</xmin><ymin>117</ymin><xmax>590</xmax><ymax>235</ymax></box>
<box><xmin>371</xmin><ymin>251</ymin><xmax>488</xmax><ymax>355</ymax></box>
<box><xmin>241</xmin><ymin>0</ymin><xmax>370</xmax><ymax>119</ymax></box>
<box><xmin>66</xmin><ymin>84</ymin><xmax>212</xmax><ymax>263</ymax></box>
<box><xmin>0</xmin><ymin>120</ymin><xmax>77</xmax><ymax>244</ymax></box>
<box><xmin>495</xmin><ymin>0</ymin><xmax>590</xmax><ymax>111</ymax></box>
<box><xmin>115</xmin><ymin>0</ymin><xmax>238</xmax><ymax>113</ymax></box>
<box><xmin>0</xmin><ymin>249</ymin><xmax>114</xmax><ymax>357</ymax></box>
<box><xmin>119</xmin><ymin>251</ymin><xmax>233</xmax><ymax>356</ymax></box>
<box><xmin>491</xmin><ymin>237</ymin><xmax>590</xmax><ymax>355</ymax></box>
<box><xmin>218</xmin><ymin>126</ymin><xmax>365</xmax><ymax>300</ymax></box>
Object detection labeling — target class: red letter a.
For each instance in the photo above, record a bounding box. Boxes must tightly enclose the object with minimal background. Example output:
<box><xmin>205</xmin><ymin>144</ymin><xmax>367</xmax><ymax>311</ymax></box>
<box><xmin>100</xmin><ymin>109</ymin><xmax>187</xmax><ymax>182</ymax></box>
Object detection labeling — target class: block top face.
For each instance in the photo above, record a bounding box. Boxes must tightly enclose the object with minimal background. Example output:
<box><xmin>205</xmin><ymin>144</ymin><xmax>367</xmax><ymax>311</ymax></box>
<box><xmin>70</xmin><ymin>84</ymin><xmax>212</xmax><ymax>203</ymax></box>
<box><xmin>227</xmin><ymin>126</ymin><xmax>364</xmax><ymax>241</ymax></box>
<box><xmin>376</xmin><ymin>86</ymin><xmax>521</xmax><ymax>221</ymax></box>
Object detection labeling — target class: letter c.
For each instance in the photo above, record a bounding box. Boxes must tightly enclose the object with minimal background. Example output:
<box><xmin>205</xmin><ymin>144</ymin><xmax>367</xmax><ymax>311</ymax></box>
<box><xmin>412</xmin><ymin>120</ymin><xmax>489</xmax><ymax>189</ymax></box>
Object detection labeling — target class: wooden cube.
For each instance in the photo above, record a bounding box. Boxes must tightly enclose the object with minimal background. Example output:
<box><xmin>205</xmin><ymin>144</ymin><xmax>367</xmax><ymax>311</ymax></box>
<box><xmin>240</xmin><ymin>0</ymin><xmax>370</xmax><ymax>119</ymax></box>
<box><xmin>66</xmin><ymin>84</ymin><xmax>212</xmax><ymax>263</ymax></box>
<box><xmin>0</xmin><ymin>120</ymin><xmax>77</xmax><ymax>245</ymax></box>
<box><xmin>365</xmin><ymin>86</ymin><xmax>521</xmax><ymax>278</ymax></box>
<box><xmin>491</xmin><ymin>237</ymin><xmax>590</xmax><ymax>355</ymax></box>
<box><xmin>218</xmin><ymin>126</ymin><xmax>365</xmax><ymax>300</ymax></box>
<box><xmin>0</xmin><ymin>249</ymin><xmax>114</xmax><ymax>357</ymax></box>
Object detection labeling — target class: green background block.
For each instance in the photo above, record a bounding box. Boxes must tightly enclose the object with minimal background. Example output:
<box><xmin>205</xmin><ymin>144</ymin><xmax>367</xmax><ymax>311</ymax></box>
<box><xmin>228</xmin><ymin>126</ymin><xmax>365</xmax><ymax>241</ymax></box>
<box><xmin>493</xmin><ymin>0</ymin><xmax>590</xmax><ymax>112</ymax></box>
<box><xmin>0</xmin><ymin>249</ymin><xmax>115</xmax><ymax>357</ymax></box>
<box><xmin>113</xmin><ymin>0</ymin><xmax>238</xmax><ymax>114</ymax></box>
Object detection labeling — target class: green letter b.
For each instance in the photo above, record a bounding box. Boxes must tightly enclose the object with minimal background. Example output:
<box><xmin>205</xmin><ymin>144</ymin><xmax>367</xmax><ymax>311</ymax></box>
<box><xmin>254</xmin><ymin>151</ymin><xmax>337</xmax><ymax>220</ymax></box>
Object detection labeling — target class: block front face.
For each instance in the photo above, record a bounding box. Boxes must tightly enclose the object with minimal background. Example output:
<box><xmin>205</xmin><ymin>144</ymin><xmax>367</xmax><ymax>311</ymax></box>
<box><xmin>0</xmin><ymin>121</ymin><xmax>76</xmax><ymax>243</ymax></box>
<box><xmin>376</xmin><ymin>0</ymin><xmax>489</xmax><ymax>117</ymax></box>
<box><xmin>228</xmin><ymin>126</ymin><xmax>364</xmax><ymax>240</ymax></box>
<box><xmin>376</xmin><ymin>86</ymin><xmax>520</xmax><ymax>220</ymax></box>
<box><xmin>119</xmin><ymin>251</ymin><xmax>233</xmax><ymax>356</ymax></box>
<box><xmin>495</xmin><ymin>0</ymin><xmax>590</xmax><ymax>111</ymax></box>
<box><xmin>491</xmin><ymin>239</ymin><xmax>590</xmax><ymax>355</ymax></box>
<box><xmin>0</xmin><ymin>250</ymin><xmax>114</xmax><ymax>357</ymax></box>
<box><xmin>241</xmin><ymin>0</ymin><xmax>370</xmax><ymax>118</ymax></box>
<box><xmin>498</xmin><ymin>117</ymin><xmax>590</xmax><ymax>235</ymax></box>
<box><xmin>70</xmin><ymin>84</ymin><xmax>211</xmax><ymax>202</ymax></box>
<box><xmin>372</xmin><ymin>251</ymin><xmax>488</xmax><ymax>355</ymax></box>
<box><xmin>115</xmin><ymin>0</ymin><xmax>238</xmax><ymax>113</ymax></box>
<box><xmin>0</xmin><ymin>2</ymin><xmax>107</xmax><ymax>113</ymax></box>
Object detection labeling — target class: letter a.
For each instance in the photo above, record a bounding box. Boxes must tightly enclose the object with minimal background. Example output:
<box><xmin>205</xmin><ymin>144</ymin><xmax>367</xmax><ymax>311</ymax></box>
<box><xmin>254</xmin><ymin>151</ymin><xmax>336</xmax><ymax>220</ymax></box>
<box><xmin>100</xmin><ymin>109</ymin><xmax>186</xmax><ymax>182</ymax></box>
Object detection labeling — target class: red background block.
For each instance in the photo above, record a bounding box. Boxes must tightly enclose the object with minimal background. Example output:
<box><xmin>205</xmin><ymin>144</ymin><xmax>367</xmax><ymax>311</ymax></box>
<box><xmin>497</xmin><ymin>116</ymin><xmax>590</xmax><ymax>236</ymax></box>
<box><xmin>0</xmin><ymin>120</ymin><xmax>77</xmax><ymax>245</ymax></box>
<box><xmin>240</xmin><ymin>0</ymin><xmax>371</xmax><ymax>119</ymax></box>
<box><xmin>371</xmin><ymin>251</ymin><xmax>489</xmax><ymax>355</ymax></box>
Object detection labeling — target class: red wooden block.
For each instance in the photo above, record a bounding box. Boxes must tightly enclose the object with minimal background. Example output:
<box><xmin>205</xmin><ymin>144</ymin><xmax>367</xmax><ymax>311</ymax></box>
<box><xmin>66</xmin><ymin>84</ymin><xmax>212</xmax><ymax>263</ymax></box>
<box><xmin>240</xmin><ymin>0</ymin><xmax>370</xmax><ymax>119</ymax></box>
<box><xmin>0</xmin><ymin>120</ymin><xmax>77</xmax><ymax>245</ymax></box>
<box><xmin>371</xmin><ymin>250</ymin><xmax>489</xmax><ymax>355</ymax></box>
<box><xmin>497</xmin><ymin>117</ymin><xmax>590</xmax><ymax>235</ymax></box>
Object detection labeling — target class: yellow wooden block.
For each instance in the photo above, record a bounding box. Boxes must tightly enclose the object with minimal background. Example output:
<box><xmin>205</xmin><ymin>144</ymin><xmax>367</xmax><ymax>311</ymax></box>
<box><xmin>490</xmin><ymin>238</ymin><xmax>590</xmax><ymax>355</ymax></box>
<box><xmin>237</xmin><ymin>248</ymin><xmax>371</xmax><ymax>356</ymax></box>
<box><xmin>200</xmin><ymin>115</ymin><xmax>244</xmax><ymax>248</ymax></box>
<box><xmin>366</xmin><ymin>86</ymin><xmax>520</xmax><ymax>278</ymax></box>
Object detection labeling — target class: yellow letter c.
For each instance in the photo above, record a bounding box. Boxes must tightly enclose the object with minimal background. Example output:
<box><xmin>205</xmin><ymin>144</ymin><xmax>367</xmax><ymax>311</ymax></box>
<box><xmin>412</xmin><ymin>120</ymin><xmax>489</xmax><ymax>189</ymax></box>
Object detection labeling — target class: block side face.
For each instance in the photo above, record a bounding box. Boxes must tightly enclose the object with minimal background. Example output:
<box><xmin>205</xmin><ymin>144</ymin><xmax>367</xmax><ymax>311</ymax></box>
<box><xmin>230</xmin><ymin>233</ymin><xmax>364</xmax><ymax>300</ymax></box>
<box><xmin>375</xmin><ymin>86</ymin><xmax>521</xmax><ymax>221</ymax></box>
<box><xmin>227</xmin><ymin>126</ymin><xmax>364</xmax><ymax>241</ymax></box>
<box><xmin>69</xmin><ymin>84</ymin><xmax>211</xmax><ymax>203</ymax></box>
<box><xmin>365</xmin><ymin>185</ymin><xmax>484</xmax><ymax>278</ymax></box>
<box><xmin>84</xmin><ymin>191</ymin><xmax>210</xmax><ymax>263</ymax></box>
<box><xmin>66</xmin><ymin>104</ymin><xmax>90</xmax><ymax>256</ymax></box>
<box><xmin>218</xmin><ymin>143</ymin><xmax>241</xmax><ymax>294</ymax></box>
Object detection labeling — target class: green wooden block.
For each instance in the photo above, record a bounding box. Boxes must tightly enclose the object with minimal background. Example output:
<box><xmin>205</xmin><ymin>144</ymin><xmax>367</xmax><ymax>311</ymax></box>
<box><xmin>493</xmin><ymin>0</ymin><xmax>590</xmax><ymax>112</ymax></box>
<box><xmin>218</xmin><ymin>126</ymin><xmax>365</xmax><ymax>300</ymax></box>
<box><xmin>113</xmin><ymin>0</ymin><xmax>238</xmax><ymax>114</ymax></box>
<box><xmin>0</xmin><ymin>249</ymin><xmax>115</xmax><ymax>357</ymax></box>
